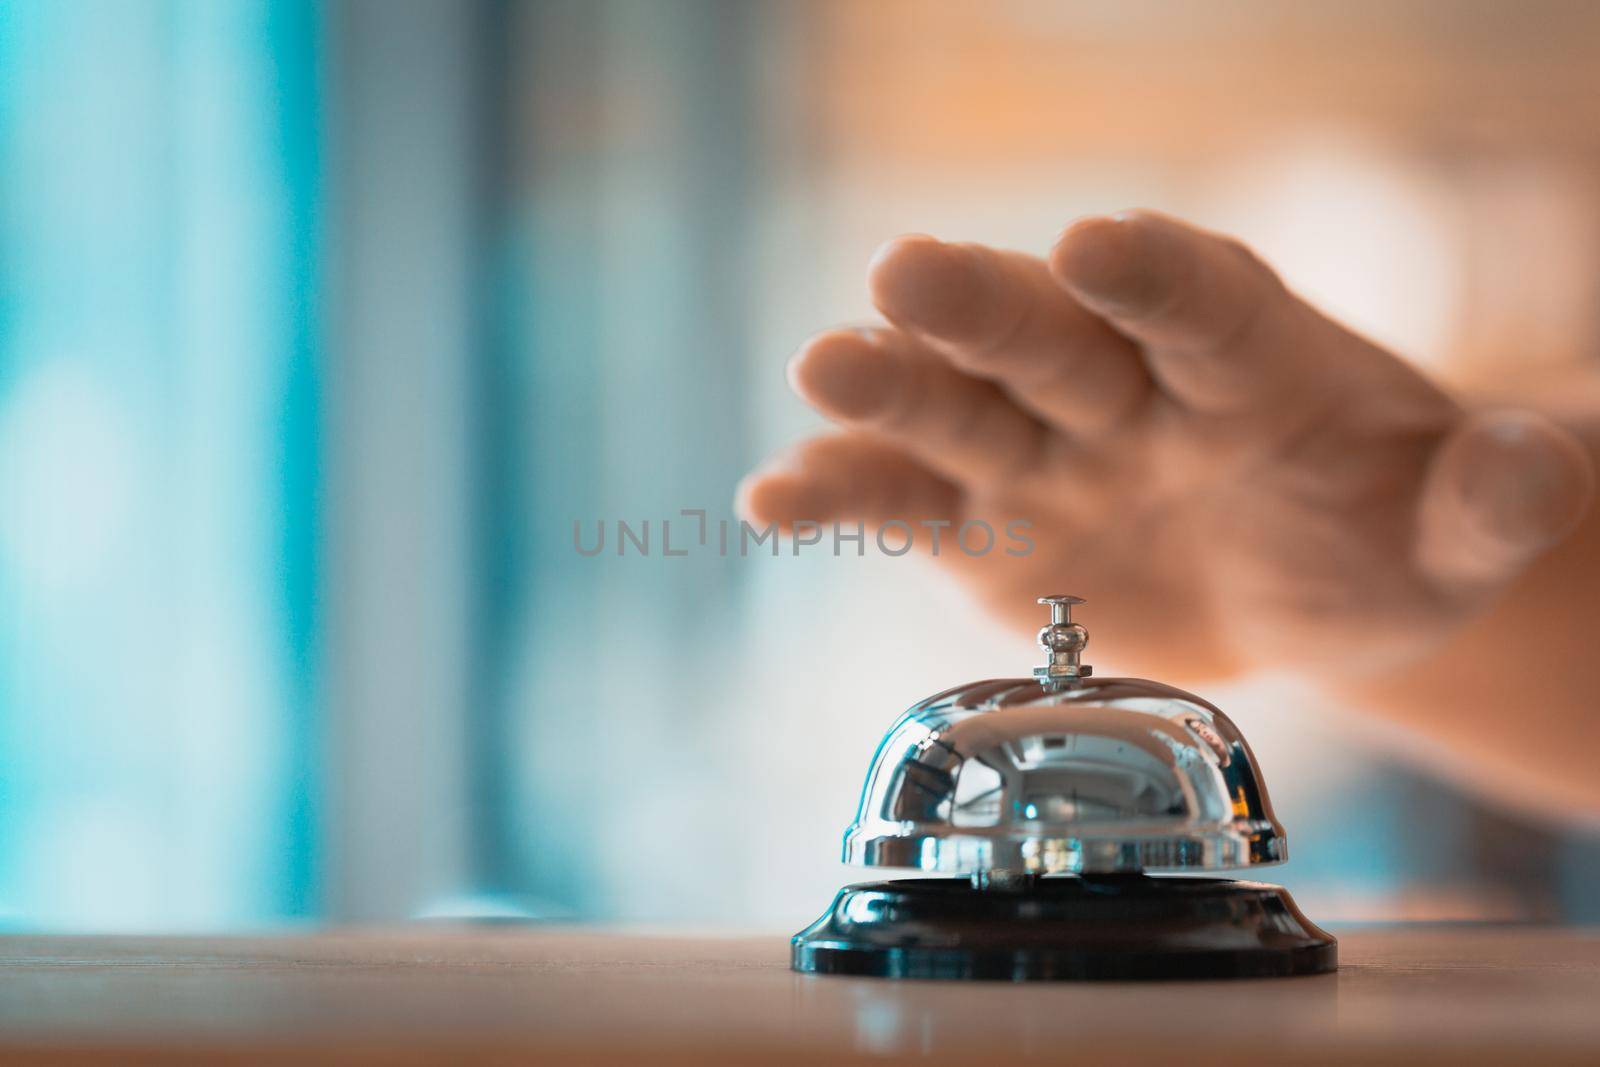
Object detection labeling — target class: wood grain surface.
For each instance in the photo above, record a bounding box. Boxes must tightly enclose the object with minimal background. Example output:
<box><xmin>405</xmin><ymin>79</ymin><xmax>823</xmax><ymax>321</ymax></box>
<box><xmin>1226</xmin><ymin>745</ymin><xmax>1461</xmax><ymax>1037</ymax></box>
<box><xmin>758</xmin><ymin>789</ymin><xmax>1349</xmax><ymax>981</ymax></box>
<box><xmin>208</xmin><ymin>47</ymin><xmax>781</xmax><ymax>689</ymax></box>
<box><xmin>0</xmin><ymin>925</ymin><xmax>1596</xmax><ymax>1064</ymax></box>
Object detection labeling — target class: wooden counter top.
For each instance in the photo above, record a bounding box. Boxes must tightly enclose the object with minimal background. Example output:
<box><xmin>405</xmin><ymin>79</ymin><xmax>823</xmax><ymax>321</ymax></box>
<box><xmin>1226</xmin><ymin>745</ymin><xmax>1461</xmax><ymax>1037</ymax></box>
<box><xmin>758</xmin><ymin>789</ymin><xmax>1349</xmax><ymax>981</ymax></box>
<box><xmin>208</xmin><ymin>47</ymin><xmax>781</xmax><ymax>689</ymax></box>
<box><xmin>0</xmin><ymin>925</ymin><xmax>1596</xmax><ymax>1064</ymax></box>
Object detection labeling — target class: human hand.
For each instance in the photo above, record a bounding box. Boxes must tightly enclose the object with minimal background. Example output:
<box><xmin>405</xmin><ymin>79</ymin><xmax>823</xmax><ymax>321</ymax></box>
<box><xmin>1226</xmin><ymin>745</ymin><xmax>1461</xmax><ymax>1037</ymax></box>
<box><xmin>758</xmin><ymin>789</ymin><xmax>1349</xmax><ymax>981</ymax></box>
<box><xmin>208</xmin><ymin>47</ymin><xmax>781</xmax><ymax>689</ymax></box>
<box><xmin>737</xmin><ymin>211</ymin><xmax>1594</xmax><ymax>683</ymax></box>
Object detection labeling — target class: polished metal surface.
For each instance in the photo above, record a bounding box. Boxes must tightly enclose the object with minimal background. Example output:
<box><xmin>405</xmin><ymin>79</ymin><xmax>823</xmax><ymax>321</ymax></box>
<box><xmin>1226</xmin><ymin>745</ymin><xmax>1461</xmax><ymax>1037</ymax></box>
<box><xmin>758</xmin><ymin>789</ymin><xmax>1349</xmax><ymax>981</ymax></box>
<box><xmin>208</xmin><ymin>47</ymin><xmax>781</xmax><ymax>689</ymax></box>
<box><xmin>843</xmin><ymin>597</ymin><xmax>1286</xmax><ymax>875</ymax></box>
<box><xmin>1034</xmin><ymin>594</ymin><xmax>1092</xmax><ymax>684</ymax></box>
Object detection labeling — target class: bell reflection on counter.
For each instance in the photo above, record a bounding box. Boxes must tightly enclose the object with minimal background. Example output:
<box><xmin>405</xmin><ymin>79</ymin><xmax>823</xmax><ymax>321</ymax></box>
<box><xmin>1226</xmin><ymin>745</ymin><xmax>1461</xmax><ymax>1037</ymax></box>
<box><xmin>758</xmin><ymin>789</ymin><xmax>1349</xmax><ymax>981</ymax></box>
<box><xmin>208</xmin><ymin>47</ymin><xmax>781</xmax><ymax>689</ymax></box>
<box><xmin>792</xmin><ymin>596</ymin><xmax>1337</xmax><ymax>981</ymax></box>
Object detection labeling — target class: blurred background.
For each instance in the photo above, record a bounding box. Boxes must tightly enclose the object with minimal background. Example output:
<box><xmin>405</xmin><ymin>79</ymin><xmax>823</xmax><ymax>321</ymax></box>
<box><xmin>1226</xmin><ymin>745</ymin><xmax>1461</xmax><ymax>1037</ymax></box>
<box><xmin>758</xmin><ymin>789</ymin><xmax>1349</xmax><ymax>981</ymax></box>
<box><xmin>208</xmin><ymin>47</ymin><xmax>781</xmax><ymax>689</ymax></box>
<box><xmin>2</xmin><ymin>0</ymin><xmax>1598</xmax><ymax>931</ymax></box>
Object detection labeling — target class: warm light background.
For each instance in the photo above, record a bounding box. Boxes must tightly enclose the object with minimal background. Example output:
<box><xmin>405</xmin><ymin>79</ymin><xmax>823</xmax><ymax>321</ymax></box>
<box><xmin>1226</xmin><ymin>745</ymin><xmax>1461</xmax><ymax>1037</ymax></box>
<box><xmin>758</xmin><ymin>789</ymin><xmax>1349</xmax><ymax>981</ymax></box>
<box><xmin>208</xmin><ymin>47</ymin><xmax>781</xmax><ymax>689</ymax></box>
<box><xmin>2</xmin><ymin>0</ymin><xmax>1597</xmax><ymax>931</ymax></box>
<box><xmin>712</xmin><ymin>0</ymin><xmax>1600</xmax><ymax>925</ymax></box>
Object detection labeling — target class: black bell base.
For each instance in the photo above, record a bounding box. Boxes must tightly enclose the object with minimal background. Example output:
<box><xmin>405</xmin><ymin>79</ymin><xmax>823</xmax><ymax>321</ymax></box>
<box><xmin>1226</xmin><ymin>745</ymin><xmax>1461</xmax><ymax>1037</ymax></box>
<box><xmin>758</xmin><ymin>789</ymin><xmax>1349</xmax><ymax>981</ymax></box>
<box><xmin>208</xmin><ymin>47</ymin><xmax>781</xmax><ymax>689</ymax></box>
<box><xmin>792</xmin><ymin>875</ymin><xmax>1337</xmax><ymax>981</ymax></box>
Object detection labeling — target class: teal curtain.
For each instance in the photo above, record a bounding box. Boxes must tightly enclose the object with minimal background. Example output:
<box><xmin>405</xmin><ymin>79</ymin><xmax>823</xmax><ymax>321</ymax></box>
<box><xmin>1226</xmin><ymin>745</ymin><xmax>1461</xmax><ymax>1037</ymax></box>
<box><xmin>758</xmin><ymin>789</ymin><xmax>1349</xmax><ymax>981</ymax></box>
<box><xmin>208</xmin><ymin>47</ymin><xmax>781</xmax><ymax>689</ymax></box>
<box><xmin>0</xmin><ymin>0</ymin><xmax>320</xmax><ymax>929</ymax></box>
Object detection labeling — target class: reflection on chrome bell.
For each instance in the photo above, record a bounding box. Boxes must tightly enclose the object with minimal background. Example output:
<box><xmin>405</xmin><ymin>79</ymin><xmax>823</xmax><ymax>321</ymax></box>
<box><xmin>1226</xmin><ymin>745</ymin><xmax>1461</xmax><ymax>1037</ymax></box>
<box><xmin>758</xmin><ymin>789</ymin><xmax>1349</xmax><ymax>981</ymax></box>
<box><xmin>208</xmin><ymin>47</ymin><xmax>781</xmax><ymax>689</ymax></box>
<box><xmin>791</xmin><ymin>596</ymin><xmax>1337</xmax><ymax>981</ymax></box>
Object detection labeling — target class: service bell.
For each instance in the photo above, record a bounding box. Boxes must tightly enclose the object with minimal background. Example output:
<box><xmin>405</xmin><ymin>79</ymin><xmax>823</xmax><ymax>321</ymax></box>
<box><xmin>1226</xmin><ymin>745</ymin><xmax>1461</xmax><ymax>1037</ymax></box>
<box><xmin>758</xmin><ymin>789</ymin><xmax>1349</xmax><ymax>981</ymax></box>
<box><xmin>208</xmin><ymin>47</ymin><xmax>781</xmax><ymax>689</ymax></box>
<box><xmin>792</xmin><ymin>595</ymin><xmax>1337</xmax><ymax>981</ymax></box>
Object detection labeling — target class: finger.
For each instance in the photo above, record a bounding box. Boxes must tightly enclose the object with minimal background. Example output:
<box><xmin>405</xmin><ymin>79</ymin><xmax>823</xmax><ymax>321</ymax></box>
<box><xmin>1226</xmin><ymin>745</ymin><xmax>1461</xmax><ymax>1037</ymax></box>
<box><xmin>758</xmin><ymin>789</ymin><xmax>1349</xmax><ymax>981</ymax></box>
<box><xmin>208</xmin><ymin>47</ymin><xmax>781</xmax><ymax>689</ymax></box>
<box><xmin>1416</xmin><ymin>410</ymin><xmax>1595</xmax><ymax>596</ymax></box>
<box><xmin>785</xmin><ymin>327</ymin><xmax>1058</xmax><ymax>490</ymax></box>
<box><xmin>1049</xmin><ymin>210</ymin><xmax>1313</xmax><ymax>412</ymax></box>
<box><xmin>866</xmin><ymin>235</ymin><xmax>1152</xmax><ymax>436</ymax></box>
<box><xmin>735</xmin><ymin>433</ymin><xmax>963</xmax><ymax>531</ymax></box>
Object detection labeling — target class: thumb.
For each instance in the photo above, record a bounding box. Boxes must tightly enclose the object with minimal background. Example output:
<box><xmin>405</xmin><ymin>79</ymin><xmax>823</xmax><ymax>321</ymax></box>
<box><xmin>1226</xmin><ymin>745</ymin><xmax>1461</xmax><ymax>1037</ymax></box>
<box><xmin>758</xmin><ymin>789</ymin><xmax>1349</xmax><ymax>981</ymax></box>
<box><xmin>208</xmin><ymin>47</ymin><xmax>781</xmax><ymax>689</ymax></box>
<box><xmin>1416</xmin><ymin>409</ymin><xmax>1595</xmax><ymax>596</ymax></box>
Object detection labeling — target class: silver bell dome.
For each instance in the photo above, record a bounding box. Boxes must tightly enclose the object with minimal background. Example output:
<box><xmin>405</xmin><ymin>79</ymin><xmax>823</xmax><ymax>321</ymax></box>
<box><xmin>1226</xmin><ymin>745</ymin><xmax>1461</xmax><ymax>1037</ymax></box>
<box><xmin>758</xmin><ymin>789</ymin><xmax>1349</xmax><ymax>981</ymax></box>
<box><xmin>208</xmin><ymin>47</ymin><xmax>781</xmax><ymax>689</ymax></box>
<box><xmin>843</xmin><ymin>596</ymin><xmax>1286</xmax><ymax>876</ymax></box>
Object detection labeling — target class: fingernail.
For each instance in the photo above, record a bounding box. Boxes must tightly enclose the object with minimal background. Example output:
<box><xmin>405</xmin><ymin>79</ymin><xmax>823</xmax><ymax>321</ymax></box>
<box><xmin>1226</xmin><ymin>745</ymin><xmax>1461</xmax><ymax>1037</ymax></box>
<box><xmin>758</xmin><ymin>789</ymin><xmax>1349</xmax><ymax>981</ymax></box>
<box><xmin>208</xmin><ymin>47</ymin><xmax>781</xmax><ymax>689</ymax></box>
<box><xmin>1050</xmin><ymin>214</ymin><xmax>1153</xmax><ymax>311</ymax></box>
<box><xmin>734</xmin><ymin>470</ymin><xmax>784</xmax><ymax>524</ymax></box>
<box><xmin>1460</xmin><ymin>412</ymin><xmax>1594</xmax><ymax>545</ymax></box>
<box><xmin>788</xmin><ymin>332</ymin><xmax>898</xmax><ymax>421</ymax></box>
<box><xmin>1418</xmin><ymin>410</ymin><xmax>1595</xmax><ymax>591</ymax></box>
<box><xmin>866</xmin><ymin>235</ymin><xmax>985</xmax><ymax>338</ymax></box>
<box><xmin>735</xmin><ymin>469</ymin><xmax>818</xmax><ymax>528</ymax></box>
